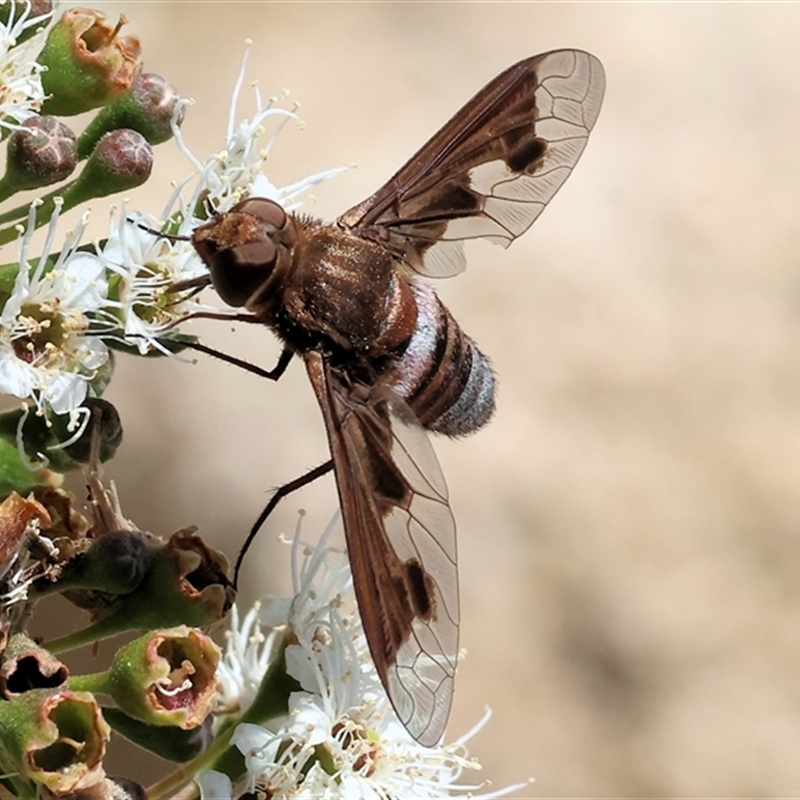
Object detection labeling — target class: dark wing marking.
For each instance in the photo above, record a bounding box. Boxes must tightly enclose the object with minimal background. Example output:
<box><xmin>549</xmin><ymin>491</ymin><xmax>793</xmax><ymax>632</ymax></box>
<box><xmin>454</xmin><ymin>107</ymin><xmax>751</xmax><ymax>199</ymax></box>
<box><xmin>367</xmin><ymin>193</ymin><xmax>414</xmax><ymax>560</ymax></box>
<box><xmin>305</xmin><ymin>351</ymin><xmax>459</xmax><ymax>747</ymax></box>
<box><xmin>338</xmin><ymin>49</ymin><xmax>605</xmax><ymax>277</ymax></box>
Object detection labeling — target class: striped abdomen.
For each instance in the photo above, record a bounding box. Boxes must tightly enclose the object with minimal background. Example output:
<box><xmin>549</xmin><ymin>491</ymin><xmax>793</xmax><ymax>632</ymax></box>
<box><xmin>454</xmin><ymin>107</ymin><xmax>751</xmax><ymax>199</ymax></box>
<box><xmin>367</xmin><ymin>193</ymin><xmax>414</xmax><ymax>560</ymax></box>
<box><xmin>387</xmin><ymin>282</ymin><xmax>496</xmax><ymax>437</ymax></box>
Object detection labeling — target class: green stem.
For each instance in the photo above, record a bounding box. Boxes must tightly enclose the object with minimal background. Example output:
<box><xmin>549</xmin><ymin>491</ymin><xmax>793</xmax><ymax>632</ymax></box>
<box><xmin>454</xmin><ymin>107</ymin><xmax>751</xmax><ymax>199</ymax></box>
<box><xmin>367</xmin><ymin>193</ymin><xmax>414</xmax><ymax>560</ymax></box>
<box><xmin>239</xmin><ymin>640</ymin><xmax>300</xmax><ymax>726</ymax></box>
<box><xmin>0</xmin><ymin>178</ymin><xmax>78</xmax><ymax>234</ymax></box>
<box><xmin>0</xmin><ymin>178</ymin><xmax>19</xmax><ymax>205</ymax></box>
<box><xmin>67</xmin><ymin>670</ymin><xmax>111</xmax><ymax>694</ymax></box>
<box><xmin>0</xmin><ymin>181</ymin><xmax>75</xmax><ymax>227</ymax></box>
<box><xmin>44</xmin><ymin>611</ymin><xmax>133</xmax><ymax>654</ymax></box>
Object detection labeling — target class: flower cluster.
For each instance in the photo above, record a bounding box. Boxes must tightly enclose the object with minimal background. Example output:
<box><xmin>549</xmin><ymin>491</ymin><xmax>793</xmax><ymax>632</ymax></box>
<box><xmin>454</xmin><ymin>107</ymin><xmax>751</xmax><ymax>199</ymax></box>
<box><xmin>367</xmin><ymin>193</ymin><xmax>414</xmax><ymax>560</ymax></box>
<box><xmin>0</xmin><ymin>3</ymin><xmax>522</xmax><ymax>798</ymax></box>
<box><xmin>0</xmin><ymin>1</ymin><xmax>49</xmax><ymax>133</ymax></box>
<box><xmin>0</xmin><ymin>7</ymin><xmax>345</xmax><ymax>462</ymax></box>
<box><xmin>190</xmin><ymin>516</ymin><xmax>526</xmax><ymax>800</ymax></box>
<box><xmin>0</xmin><ymin>473</ymin><xmax>234</xmax><ymax>798</ymax></box>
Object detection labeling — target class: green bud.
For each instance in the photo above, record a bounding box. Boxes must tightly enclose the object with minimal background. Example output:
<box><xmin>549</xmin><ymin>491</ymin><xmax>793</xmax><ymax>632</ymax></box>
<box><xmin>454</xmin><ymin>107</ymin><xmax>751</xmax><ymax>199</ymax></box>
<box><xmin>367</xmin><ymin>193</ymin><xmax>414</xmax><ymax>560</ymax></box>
<box><xmin>78</xmin><ymin>72</ymin><xmax>185</xmax><ymax>159</ymax></box>
<box><xmin>58</xmin><ymin>529</ymin><xmax>156</xmax><ymax>596</ymax></box>
<box><xmin>107</xmin><ymin>626</ymin><xmax>219</xmax><ymax>729</ymax></box>
<box><xmin>120</xmin><ymin>528</ymin><xmax>236</xmax><ymax>629</ymax></box>
<box><xmin>59</xmin><ymin>397</ymin><xmax>123</xmax><ymax>466</ymax></box>
<box><xmin>62</xmin><ymin>129</ymin><xmax>153</xmax><ymax>209</ymax></box>
<box><xmin>2</xmin><ymin>116</ymin><xmax>77</xmax><ymax>194</ymax></box>
<box><xmin>39</xmin><ymin>8</ymin><xmax>142</xmax><ymax>116</ymax></box>
<box><xmin>46</xmin><ymin>530</ymin><xmax>235</xmax><ymax>653</ymax></box>
<box><xmin>0</xmin><ymin>398</ymin><xmax>123</xmax><ymax>474</ymax></box>
<box><xmin>0</xmin><ymin>633</ymin><xmax>68</xmax><ymax>698</ymax></box>
<box><xmin>0</xmin><ymin>688</ymin><xmax>109</xmax><ymax>794</ymax></box>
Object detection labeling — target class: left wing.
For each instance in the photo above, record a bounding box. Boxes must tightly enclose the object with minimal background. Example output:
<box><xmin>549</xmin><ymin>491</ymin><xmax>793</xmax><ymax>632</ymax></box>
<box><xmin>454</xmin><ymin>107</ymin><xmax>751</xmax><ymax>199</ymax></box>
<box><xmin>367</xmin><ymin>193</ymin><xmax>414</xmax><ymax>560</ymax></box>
<box><xmin>305</xmin><ymin>351</ymin><xmax>459</xmax><ymax>747</ymax></box>
<box><xmin>338</xmin><ymin>49</ymin><xmax>605</xmax><ymax>278</ymax></box>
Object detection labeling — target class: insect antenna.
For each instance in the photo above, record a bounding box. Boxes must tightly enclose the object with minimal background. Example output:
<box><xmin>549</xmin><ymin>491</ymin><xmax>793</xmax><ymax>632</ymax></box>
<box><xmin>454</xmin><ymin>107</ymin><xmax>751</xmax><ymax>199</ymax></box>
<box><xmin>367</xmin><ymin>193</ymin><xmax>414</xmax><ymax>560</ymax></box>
<box><xmin>131</xmin><ymin>220</ymin><xmax>192</xmax><ymax>243</ymax></box>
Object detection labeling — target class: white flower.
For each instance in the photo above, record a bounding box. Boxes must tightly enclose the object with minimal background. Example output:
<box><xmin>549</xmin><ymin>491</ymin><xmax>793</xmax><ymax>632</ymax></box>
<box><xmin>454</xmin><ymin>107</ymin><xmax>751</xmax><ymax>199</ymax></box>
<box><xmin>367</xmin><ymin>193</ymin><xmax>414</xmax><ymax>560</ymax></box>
<box><xmin>197</xmin><ymin>769</ymin><xmax>233</xmax><ymax>800</ymax></box>
<box><xmin>0</xmin><ymin>0</ymin><xmax>53</xmax><ymax>133</ymax></box>
<box><xmin>0</xmin><ymin>201</ymin><xmax>109</xmax><ymax>425</ymax></box>
<box><xmin>206</xmin><ymin>513</ymin><xmax>527</xmax><ymax>800</ymax></box>
<box><xmin>85</xmin><ymin>43</ymin><xmax>349</xmax><ymax>356</ymax></box>
<box><xmin>215</xmin><ymin>600</ymin><xmax>281</xmax><ymax>715</ymax></box>
<box><xmin>171</xmin><ymin>42</ymin><xmax>347</xmax><ymax>223</ymax></box>
<box><xmin>72</xmin><ymin>206</ymin><xmax>210</xmax><ymax>354</ymax></box>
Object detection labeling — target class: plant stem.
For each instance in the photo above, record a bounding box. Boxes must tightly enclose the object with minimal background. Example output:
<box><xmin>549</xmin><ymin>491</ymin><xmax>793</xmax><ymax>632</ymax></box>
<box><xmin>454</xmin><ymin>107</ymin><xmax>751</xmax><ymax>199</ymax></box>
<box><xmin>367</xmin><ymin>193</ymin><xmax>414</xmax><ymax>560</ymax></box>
<box><xmin>67</xmin><ymin>671</ymin><xmax>111</xmax><ymax>694</ymax></box>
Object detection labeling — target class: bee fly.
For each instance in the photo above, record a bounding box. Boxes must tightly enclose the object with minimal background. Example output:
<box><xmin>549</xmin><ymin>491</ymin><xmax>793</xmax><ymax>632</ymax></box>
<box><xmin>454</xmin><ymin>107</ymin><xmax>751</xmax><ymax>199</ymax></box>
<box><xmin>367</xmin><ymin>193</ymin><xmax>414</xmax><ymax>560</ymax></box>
<box><xmin>186</xmin><ymin>49</ymin><xmax>605</xmax><ymax>746</ymax></box>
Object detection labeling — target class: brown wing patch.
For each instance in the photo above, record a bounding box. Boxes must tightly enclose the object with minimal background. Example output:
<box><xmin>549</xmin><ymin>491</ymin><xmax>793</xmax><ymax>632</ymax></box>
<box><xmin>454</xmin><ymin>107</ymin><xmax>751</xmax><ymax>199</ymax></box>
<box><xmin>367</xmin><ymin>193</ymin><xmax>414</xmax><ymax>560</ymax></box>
<box><xmin>339</xmin><ymin>49</ymin><xmax>605</xmax><ymax>277</ymax></box>
<box><xmin>305</xmin><ymin>352</ymin><xmax>459</xmax><ymax>747</ymax></box>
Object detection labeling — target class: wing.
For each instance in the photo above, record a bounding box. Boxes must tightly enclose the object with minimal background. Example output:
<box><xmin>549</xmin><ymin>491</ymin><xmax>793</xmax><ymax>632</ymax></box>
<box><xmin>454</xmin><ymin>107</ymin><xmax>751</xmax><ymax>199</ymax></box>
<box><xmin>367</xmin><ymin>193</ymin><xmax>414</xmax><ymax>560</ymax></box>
<box><xmin>338</xmin><ymin>49</ymin><xmax>605</xmax><ymax>278</ymax></box>
<box><xmin>305</xmin><ymin>351</ymin><xmax>459</xmax><ymax>747</ymax></box>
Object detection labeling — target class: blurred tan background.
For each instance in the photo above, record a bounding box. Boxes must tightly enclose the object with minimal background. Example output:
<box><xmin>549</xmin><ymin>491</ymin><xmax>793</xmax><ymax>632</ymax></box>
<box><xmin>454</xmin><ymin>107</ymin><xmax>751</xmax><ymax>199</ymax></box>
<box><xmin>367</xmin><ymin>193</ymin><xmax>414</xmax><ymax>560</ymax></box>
<box><xmin>44</xmin><ymin>2</ymin><xmax>800</xmax><ymax>796</ymax></box>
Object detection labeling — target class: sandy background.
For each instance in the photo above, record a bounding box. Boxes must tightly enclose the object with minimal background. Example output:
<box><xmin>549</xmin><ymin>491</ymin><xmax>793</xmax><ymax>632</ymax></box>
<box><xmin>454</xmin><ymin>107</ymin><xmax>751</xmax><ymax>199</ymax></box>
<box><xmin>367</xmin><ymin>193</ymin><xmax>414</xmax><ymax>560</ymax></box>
<box><xmin>31</xmin><ymin>2</ymin><xmax>800</xmax><ymax>797</ymax></box>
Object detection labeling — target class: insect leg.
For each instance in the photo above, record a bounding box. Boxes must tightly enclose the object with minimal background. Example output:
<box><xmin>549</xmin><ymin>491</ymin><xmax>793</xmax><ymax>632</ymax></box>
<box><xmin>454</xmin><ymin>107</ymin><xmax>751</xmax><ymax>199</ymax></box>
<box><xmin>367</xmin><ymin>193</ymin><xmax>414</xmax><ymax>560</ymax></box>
<box><xmin>233</xmin><ymin>459</ymin><xmax>335</xmax><ymax>588</ymax></box>
<box><xmin>160</xmin><ymin>340</ymin><xmax>295</xmax><ymax>381</ymax></box>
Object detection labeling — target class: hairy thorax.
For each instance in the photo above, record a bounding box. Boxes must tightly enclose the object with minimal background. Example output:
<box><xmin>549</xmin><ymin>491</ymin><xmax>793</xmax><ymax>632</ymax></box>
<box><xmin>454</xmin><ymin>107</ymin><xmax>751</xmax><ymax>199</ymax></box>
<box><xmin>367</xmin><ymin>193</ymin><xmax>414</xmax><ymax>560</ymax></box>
<box><xmin>269</xmin><ymin>221</ymin><xmax>419</xmax><ymax>361</ymax></box>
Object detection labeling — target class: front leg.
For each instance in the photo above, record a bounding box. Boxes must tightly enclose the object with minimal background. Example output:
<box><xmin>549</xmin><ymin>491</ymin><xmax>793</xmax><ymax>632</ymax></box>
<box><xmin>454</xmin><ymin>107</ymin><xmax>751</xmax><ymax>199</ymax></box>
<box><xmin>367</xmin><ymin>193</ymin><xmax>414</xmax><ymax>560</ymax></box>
<box><xmin>161</xmin><ymin>339</ymin><xmax>294</xmax><ymax>381</ymax></box>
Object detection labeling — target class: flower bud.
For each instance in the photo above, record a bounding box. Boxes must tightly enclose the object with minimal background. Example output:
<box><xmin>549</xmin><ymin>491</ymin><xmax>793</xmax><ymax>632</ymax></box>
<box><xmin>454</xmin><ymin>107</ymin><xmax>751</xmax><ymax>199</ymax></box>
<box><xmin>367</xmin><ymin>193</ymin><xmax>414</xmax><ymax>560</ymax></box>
<box><xmin>78</xmin><ymin>73</ymin><xmax>185</xmax><ymax>159</ymax></box>
<box><xmin>0</xmin><ymin>398</ymin><xmax>122</xmax><ymax>475</ymax></box>
<box><xmin>62</xmin><ymin>129</ymin><xmax>153</xmax><ymax>209</ymax></box>
<box><xmin>3</xmin><ymin>116</ymin><xmax>77</xmax><ymax>193</ymax></box>
<box><xmin>0</xmin><ymin>633</ymin><xmax>68</xmax><ymax>698</ymax></box>
<box><xmin>39</xmin><ymin>8</ymin><xmax>142</xmax><ymax>116</ymax></box>
<box><xmin>107</xmin><ymin>626</ymin><xmax>219</xmax><ymax>729</ymax></box>
<box><xmin>100</xmin><ymin>528</ymin><xmax>235</xmax><ymax>632</ymax></box>
<box><xmin>46</xmin><ymin>530</ymin><xmax>235</xmax><ymax>653</ymax></box>
<box><xmin>103</xmin><ymin>705</ymin><xmax>213</xmax><ymax>762</ymax></box>
<box><xmin>59</xmin><ymin>397</ymin><xmax>123</xmax><ymax>467</ymax></box>
<box><xmin>0</xmin><ymin>688</ymin><xmax>109</xmax><ymax>794</ymax></box>
<box><xmin>59</xmin><ymin>529</ymin><xmax>156</xmax><ymax>597</ymax></box>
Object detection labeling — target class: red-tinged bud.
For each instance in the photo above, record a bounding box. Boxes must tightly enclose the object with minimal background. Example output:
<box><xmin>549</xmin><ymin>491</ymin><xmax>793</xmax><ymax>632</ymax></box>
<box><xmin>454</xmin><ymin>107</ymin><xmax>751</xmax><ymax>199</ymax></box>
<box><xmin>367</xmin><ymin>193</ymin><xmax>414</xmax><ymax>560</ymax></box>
<box><xmin>106</xmin><ymin>626</ymin><xmax>219</xmax><ymax>729</ymax></box>
<box><xmin>62</xmin><ymin>129</ymin><xmax>153</xmax><ymax>209</ymax></box>
<box><xmin>0</xmin><ymin>688</ymin><xmax>109</xmax><ymax>794</ymax></box>
<box><xmin>0</xmin><ymin>633</ymin><xmax>68</xmax><ymax>698</ymax></box>
<box><xmin>78</xmin><ymin>73</ymin><xmax>185</xmax><ymax>159</ymax></box>
<box><xmin>152</xmin><ymin>528</ymin><xmax>237</xmax><ymax>626</ymax></box>
<box><xmin>3</xmin><ymin>116</ymin><xmax>77</xmax><ymax>193</ymax></box>
<box><xmin>39</xmin><ymin>8</ymin><xmax>142</xmax><ymax>116</ymax></box>
<box><xmin>0</xmin><ymin>491</ymin><xmax>52</xmax><ymax>581</ymax></box>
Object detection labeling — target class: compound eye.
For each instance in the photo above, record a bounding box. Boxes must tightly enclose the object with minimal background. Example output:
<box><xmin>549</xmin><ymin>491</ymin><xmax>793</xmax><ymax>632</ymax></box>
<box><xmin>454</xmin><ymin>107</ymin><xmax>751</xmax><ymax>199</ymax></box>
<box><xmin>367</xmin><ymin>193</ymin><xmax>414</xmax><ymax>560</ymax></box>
<box><xmin>232</xmin><ymin>197</ymin><xmax>287</xmax><ymax>230</ymax></box>
<box><xmin>210</xmin><ymin>239</ymin><xmax>278</xmax><ymax>308</ymax></box>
